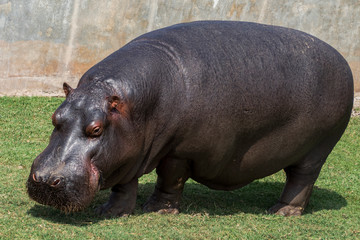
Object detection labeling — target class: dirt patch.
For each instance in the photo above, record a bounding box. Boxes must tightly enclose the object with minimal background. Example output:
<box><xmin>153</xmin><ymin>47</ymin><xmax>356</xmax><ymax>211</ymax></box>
<box><xmin>352</xmin><ymin>93</ymin><xmax>360</xmax><ymax>117</ymax></box>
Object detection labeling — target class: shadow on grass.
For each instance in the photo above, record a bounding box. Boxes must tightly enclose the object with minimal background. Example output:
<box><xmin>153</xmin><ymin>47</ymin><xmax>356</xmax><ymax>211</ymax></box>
<box><xmin>178</xmin><ymin>181</ymin><xmax>347</xmax><ymax>216</ymax></box>
<box><xmin>27</xmin><ymin>181</ymin><xmax>346</xmax><ymax>225</ymax></box>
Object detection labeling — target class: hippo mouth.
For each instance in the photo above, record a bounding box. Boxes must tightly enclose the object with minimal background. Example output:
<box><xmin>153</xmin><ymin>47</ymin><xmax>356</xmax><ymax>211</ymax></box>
<box><xmin>27</xmin><ymin>162</ymin><xmax>101</xmax><ymax>213</ymax></box>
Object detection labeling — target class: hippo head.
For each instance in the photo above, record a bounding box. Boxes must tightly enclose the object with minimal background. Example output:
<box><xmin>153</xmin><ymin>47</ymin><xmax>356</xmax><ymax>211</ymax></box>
<box><xmin>27</xmin><ymin>81</ymin><xmax>142</xmax><ymax>212</ymax></box>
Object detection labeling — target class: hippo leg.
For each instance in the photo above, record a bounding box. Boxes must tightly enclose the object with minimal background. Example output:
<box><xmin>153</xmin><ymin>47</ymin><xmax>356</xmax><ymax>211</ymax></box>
<box><xmin>268</xmin><ymin>166</ymin><xmax>317</xmax><ymax>216</ymax></box>
<box><xmin>269</xmin><ymin>126</ymin><xmax>346</xmax><ymax>216</ymax></box>
<box><xmin>96</xmin><ymin>178</ymin><xmax>138</xmax><ymax>217</ymax></box>
<box><xmin>143</xmin><ymin>158</ymin><xmax>190</xmax><ymax>214</ymax></box>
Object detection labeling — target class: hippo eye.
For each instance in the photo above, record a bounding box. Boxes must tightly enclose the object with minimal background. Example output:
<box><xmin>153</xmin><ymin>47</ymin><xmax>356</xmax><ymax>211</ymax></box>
<box><xmin>92</xmin><ymin>127</ymin><xmax>102</xmax><ymax>135</ymax></box>
<box><xmin>86</xmin><ymin>122</ymin><xmax>103</xmax><ymax>138</ymax></box>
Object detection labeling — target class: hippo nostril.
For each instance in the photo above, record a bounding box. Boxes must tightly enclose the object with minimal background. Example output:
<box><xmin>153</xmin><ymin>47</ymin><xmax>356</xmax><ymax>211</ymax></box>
<box><xmin>50</xmin><ymin>178</ymin><xmax>61</xmax><ymax>187</ymax></box>
<box><xmin>32</xmin><ymin>173</ymin><xmax>41</xmax><ymax>183</ymax></box>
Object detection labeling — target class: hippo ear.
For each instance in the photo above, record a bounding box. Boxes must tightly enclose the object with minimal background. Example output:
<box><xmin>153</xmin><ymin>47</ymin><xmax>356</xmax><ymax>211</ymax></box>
<box><xmin>63</xmin><ymin>82</ymin><xmax>73</xmax><ymax>98</ymax></box>
<box><xmin>108</xmin><ymin>96</ymin><xmax>130</xmax><ymax>118</ymax></box>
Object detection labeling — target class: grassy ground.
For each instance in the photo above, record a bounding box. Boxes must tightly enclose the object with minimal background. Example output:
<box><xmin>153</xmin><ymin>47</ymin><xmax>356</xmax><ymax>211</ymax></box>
<box><xmin>0</xmin><ymin>97</ymin><xmax>359</xmax><ymax>239</ymax></box>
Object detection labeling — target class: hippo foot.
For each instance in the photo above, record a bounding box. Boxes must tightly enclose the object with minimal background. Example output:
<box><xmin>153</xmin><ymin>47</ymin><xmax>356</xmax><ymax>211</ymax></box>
<box><xmin>143</xmin><ymin>192</ymin><xmax>180</xmax><ymax>214</ymax></box>
<box><xmin>95</xmin><ymin>202</ymin><xmax>132</xmax><ymax>218</ymax></box>
<box><xmin>95</xmin><ymin>191</ymin><xmax>136</xmax><ymax>218</ymax></box>
<box><xmin>268</xmin><ymin>202</ymin><xmax>304</xmax><ymax>216</ymax></box>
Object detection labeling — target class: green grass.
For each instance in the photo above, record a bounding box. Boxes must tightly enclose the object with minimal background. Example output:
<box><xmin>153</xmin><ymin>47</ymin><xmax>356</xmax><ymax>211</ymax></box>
<box><xmin>0</xmin><ymin>97</ymin><xmax>359</xmax><ymax>239</ymax></box>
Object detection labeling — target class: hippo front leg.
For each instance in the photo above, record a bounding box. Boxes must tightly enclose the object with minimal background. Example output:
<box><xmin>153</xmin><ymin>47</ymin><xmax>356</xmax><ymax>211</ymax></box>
<box><xmin>96</xmin><ymin>178</ymin><xmax>138</xmax><ymax>217</ymax></box>
<box><xmin>143</xmin><ymin>158</ymin><xmax>190</xmax><ymax>214</ymax></box>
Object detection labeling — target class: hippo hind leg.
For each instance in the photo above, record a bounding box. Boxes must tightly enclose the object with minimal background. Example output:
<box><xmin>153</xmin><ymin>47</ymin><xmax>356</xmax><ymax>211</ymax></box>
<box><xmin>143</xmin><ymin>158</ymin><xmax>190</xmax><ymax>214</ymax></box>
<box><xmin>269</xmin><ymin>125</ymin><xmax>347</xmax><ymax>216</ymax></box>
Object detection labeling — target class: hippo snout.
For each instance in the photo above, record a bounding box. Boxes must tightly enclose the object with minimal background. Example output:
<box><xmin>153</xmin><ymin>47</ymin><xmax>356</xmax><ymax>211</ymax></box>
<box><xmin>27</xmin><ymin>159</ymin><xmax>101</xmax><ymax>213</ymax></box>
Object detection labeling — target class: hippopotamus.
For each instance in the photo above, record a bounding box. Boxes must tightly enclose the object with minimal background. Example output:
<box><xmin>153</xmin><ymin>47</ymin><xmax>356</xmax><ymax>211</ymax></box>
<box><xmin>27</xmin><ymin>21</ymin><xmax>353</xmax><ymax>217</ymax></box>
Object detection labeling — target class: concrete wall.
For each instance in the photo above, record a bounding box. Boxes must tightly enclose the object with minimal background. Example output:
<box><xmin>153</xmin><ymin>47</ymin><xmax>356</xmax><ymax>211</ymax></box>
<box><xmin>1</xmin><ymin>0</ymin><xmax>359</xmax><ymax>96</ymax></box>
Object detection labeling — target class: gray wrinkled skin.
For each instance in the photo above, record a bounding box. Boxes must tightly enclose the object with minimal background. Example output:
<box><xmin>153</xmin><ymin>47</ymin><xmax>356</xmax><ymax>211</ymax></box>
<box><xmin>27</xmin><ymin>21</ymin><xmax>353</xmax><ymax>217</ymax></box>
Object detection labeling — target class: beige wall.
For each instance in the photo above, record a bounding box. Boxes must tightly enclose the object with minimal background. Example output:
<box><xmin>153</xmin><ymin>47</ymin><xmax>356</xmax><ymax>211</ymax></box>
<box><xmin>1</xmin><ymin>0</ymin><xmax>359</xmax><ymax>96</ymax></box>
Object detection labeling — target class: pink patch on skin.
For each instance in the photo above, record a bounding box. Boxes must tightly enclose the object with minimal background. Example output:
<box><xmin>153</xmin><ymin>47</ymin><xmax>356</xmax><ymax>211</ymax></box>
<box><xmin>90</xmin><ymin>163</ymin><xmax>100</xmax><ymax>189</ymax></box>
<box><xmin>91</xmin><ymin>163</ymin><xmax>98</xmax><ymax>176</ymax></box>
